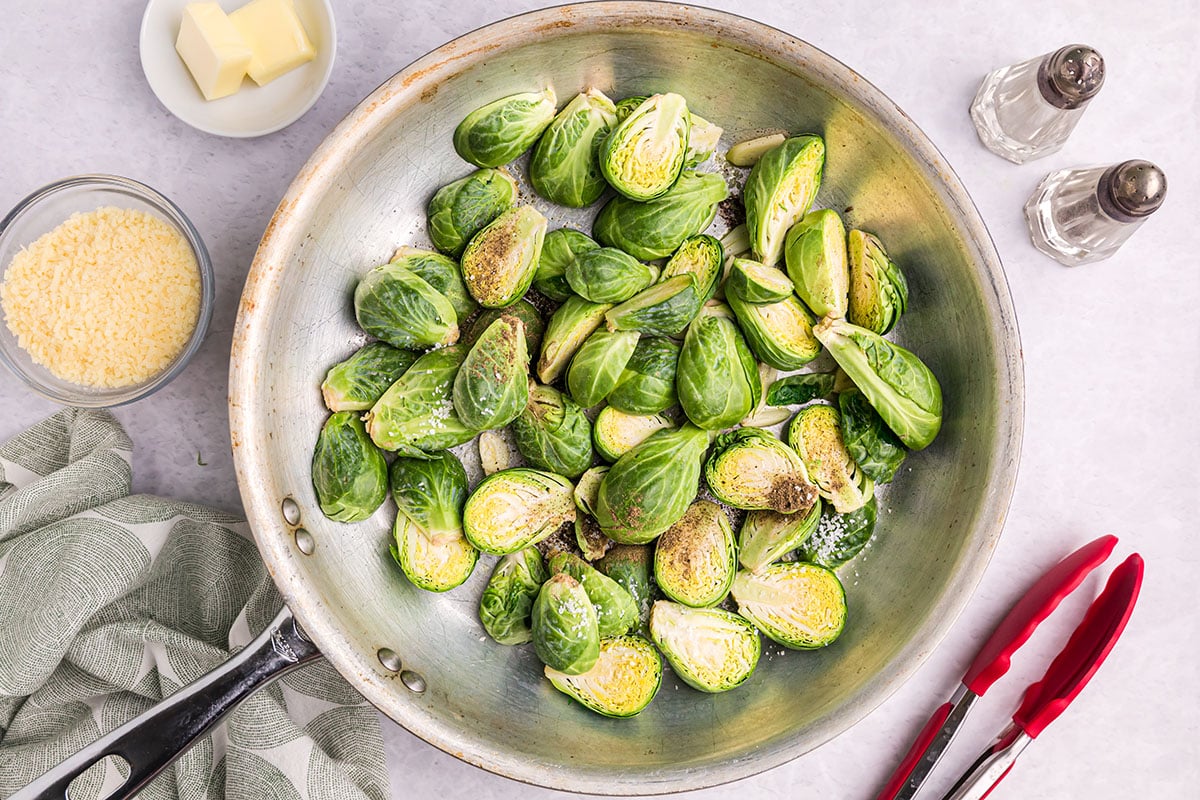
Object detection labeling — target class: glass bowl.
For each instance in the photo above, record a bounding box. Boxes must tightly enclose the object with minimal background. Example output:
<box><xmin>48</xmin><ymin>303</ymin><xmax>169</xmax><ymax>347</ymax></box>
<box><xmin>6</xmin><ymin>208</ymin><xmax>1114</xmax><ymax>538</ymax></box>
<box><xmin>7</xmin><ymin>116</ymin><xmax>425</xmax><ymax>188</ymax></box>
<box><xmin>0</xmin><ymin>175</ymin><xmax>214</xmax><ymax>407</ymax></box>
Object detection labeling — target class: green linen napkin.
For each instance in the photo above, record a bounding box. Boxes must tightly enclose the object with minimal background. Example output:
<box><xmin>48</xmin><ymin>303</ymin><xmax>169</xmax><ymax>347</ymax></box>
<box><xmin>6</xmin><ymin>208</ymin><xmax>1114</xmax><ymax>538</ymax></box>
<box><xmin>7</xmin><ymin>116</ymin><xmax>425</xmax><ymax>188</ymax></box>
<box><xmin>0</xmin><ymin>409</ymin><xmax>388</xmax><ymax>800</ymax></box>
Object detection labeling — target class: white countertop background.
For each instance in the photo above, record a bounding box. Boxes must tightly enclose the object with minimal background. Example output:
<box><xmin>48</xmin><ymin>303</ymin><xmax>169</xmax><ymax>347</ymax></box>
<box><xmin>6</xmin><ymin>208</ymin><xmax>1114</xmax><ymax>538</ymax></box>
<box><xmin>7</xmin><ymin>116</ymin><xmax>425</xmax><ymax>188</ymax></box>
<box><xmin>2</xmin><ymin>1</ymin><xmax>1198</xmax><ymax>797</ymax></box>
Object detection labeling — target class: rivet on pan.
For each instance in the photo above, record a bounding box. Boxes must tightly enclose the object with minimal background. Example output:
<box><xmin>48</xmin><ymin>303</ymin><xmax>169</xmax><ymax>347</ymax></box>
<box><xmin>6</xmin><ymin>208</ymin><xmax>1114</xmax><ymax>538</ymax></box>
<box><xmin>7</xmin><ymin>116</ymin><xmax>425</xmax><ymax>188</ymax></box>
<box><xmin>294</xmin><ymin>528</ymin><xmax>315</xmax><ymax>555</ymax></box>
<box><xmin>400</xmin><ymin>670</ymin><xmax>426</xmax><ymax>693</ymax></box>
<box><xmin>377</xmin><ymin>648</ymin><xmax>402</xmax><ymax>673</ymax></box>
<box><xmin>281</xmin><ymin>497</ymin><xmax>301</xmax><ymax>526</ymax></box>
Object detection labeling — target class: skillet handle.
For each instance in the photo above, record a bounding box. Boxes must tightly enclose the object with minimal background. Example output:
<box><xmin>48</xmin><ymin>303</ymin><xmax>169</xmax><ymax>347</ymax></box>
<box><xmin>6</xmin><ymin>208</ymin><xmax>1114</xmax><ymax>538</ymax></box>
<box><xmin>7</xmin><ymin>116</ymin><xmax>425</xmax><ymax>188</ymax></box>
<box><xmin>12</xmin><ymin>606</ymin><xmax>322</xmax><ymax>800</ymax></box>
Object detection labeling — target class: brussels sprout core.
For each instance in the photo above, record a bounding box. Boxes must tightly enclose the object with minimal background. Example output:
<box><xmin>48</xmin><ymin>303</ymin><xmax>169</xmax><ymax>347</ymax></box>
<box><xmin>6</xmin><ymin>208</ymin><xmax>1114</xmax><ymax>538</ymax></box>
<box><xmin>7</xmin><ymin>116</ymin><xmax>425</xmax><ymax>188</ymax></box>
<box><xmin>463</xmin><ymin>468</ymin><xmax>576</xmax><ymax>554</ymax></box>
<box><xmin>744</xmin><ymin>135</ymin><xmax>825</xmax><ymax>266</ymax></box>
<box><xmin>545</xmin><ymin>635</ymin><xmax>663</xmax><ymax>717</ymax></box>
<box><xmin>705</xmin><ymin>427</ymin><xmax>817</xmax><ymax>514</ymax></box>
<box><xmin>847</xmin><ymin>229</ymin><xmax>908</xmax><ymax>335</ymax></box>
<box><xmin>787</xmin><ymin>404</ymin><xmax>873</xmax><ymax>514</ymax></box>
<box><xmin>592</xmin><ymin>407</ymin><xmax>674</xmax><ymax>463</ymax></box>
<box><xmin>731</xmin><ymin>562</ymin><xmax>847</xmax><ymax>649</ymax></box>
<box><xmin>600</xmin><ymin>93</ymin><xmax>691</xmax><ymax>201</ymax></box>
<box><xmin>649</xmin><ymin>601</ymin><xmax>761</xmax><ymax>693</ymax></box>
<box><xmin>654</xmin><ymin>500</ymin><xmax>737</xmax><ymax>607</ymax></box>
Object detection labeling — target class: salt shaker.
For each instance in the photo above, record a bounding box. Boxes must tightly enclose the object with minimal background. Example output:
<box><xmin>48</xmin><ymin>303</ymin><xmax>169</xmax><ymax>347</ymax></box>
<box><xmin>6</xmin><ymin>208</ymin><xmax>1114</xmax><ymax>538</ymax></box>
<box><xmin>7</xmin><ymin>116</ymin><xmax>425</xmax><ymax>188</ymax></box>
<box><xmin>1025</xmin><ymin>160</ymin><xmax>1166</xmax><ymax>266</ymax></box>
<box><xmin>971</xmin><ymin>44</ymin><xmax>1105</xmax><ymax>164</ymax></box>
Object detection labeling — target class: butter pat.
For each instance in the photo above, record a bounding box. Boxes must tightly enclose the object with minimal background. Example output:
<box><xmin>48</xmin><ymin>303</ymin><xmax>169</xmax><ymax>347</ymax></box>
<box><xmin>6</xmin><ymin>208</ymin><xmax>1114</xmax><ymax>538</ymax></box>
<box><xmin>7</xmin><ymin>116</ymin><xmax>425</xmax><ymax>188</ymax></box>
<box><xmin>229</xmin><ymin>0</ymin><xmax>316</xmax><ymax>86</ymax></box>
<box><xmin>175</xmin><ymin>3</ymin><xmax>253</xmax><ymax>101</ymax></box>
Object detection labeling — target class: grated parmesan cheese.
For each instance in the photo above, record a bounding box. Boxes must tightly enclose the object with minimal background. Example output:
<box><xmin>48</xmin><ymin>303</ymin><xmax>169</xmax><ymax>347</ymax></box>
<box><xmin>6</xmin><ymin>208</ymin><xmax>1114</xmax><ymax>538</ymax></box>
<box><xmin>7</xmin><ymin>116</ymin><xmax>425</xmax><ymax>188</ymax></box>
<box><xmin>1</xmin><ymin>207</ymin><xmax>201</xmax><ymax>388</ymax></box>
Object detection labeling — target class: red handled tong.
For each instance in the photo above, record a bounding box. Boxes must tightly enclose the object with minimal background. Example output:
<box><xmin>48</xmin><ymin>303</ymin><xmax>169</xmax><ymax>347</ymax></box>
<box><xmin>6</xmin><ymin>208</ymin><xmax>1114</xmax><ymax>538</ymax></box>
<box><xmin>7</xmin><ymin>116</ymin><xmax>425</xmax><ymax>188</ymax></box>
<box><xmin>875</xmin><ymin>535</ymin><xmax>1143</xmax><ymax>800</ymax></box>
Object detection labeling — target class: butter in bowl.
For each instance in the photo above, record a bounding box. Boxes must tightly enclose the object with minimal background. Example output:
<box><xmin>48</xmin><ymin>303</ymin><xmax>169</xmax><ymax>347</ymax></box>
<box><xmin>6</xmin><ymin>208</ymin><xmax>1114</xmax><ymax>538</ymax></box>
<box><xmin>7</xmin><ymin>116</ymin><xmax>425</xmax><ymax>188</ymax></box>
<box><xmin>139</xmin><ymin>0</ymin><xmax>336</xmax><ymax>137</ymax></box>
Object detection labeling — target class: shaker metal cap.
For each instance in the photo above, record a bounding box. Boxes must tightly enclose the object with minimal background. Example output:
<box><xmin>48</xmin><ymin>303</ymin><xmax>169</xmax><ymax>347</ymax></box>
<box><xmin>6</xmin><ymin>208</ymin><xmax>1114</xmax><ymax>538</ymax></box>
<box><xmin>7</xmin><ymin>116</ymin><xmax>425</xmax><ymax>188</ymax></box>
<box><xmin>1038</xmin><ymin>45</ymin><xmax>1105</xmax><ymax>109</ymax></box>
<box><xmin>1099</xmin><ymin>160</ymin><xmax>1167</xmax><ymax>222</ymax></box>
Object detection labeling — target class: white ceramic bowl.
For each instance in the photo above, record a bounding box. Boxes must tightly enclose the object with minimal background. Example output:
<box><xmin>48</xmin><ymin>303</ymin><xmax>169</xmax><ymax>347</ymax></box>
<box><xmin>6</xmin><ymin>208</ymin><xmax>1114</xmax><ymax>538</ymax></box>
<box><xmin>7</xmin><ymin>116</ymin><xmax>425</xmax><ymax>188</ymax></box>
<box><xmin>139</xmin><ymin>0</ymin><xmax>336</xmax><ymax>138</ymax></box>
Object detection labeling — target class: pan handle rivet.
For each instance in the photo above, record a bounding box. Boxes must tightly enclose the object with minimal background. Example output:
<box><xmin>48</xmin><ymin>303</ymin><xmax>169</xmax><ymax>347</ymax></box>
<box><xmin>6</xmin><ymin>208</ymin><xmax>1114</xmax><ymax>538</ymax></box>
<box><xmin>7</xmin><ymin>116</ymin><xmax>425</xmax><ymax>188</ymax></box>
<box><xmin>281</xmin><ymin>497</ymin><xmax>301</xmax><ymax>526</ymax></box>
<box><xmin>294</xmin><ymin>528</ymin><xmax>315</xmax><ymax>555</ymax></box>
<box><xmin>400</xmin><ymin>670</ymin><xmax>426</xmax><ymax>693</ymax></box>
<box><xmin>377</xmin><ymin>648</ymin><xmax>402</xmax><ymax>672</ymax></box>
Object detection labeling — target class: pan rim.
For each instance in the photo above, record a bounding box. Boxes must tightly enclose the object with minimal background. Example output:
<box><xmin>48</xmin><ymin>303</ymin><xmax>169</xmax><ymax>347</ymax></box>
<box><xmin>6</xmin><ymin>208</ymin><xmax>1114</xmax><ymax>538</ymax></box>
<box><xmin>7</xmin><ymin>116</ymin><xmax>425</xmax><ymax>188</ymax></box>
<box><xmin>229</xmin><ymin>2</ymin><xmax>1025</xmax><ymax>793</ymax></box>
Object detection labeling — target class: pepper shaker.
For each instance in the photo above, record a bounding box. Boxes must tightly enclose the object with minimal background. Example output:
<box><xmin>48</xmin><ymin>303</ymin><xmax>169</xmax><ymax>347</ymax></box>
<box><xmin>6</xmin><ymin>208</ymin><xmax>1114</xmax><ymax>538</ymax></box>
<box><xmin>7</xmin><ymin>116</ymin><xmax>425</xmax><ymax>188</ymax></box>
<box><xmin>1025</xmin><ymin>159</ymin><xmax>1166</xmax><ymax>266</ymax></box>
<box><xmin>971</xmin><ymin>44</ymin><xmax>1105</xmax><ymax>164</ymax></box>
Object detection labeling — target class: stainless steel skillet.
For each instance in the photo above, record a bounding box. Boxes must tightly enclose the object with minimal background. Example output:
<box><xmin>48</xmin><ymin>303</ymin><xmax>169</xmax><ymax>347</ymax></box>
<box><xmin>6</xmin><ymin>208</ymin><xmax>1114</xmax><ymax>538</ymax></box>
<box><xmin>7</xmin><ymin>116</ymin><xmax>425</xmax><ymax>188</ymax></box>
<box><xmin>16</xmin><ymin>3</ymin><xmax>1023</xmax><ymax>797</ymax></box>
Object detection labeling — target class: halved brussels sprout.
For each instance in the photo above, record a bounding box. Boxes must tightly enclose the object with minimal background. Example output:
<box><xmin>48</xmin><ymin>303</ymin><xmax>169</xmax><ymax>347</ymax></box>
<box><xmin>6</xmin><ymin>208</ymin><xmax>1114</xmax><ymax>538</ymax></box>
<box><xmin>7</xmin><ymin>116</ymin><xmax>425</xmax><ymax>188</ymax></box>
<box><xmin>677</xmin><ymin>315</ymin><xmax>760</xmax><ymax>430</ymax></box>
<box><xmin>838</xmin><ymin>388</ymin><xmax>906</xmax><ymax>484</ymax></box>
<box><xmin>354</xmin><ymin>262</ymin><xmax>458</xmax><ymax>349</ymax></box>
<box><xmin>573</xmin><ymin>465</ymin><xmax>609</xmax><ymax>516</ymax></box>
<box><xmin>705</xmin><ymin>427</ymin><xmax>817</xmax><ymax>514</ymax></box>
<box><xmin>537</xmin><ymin>296</ymin><xmax>612</xmax><ymax>384</ymax></box>
<box><xmin>453</xmin><ymin>315</ymin><xmax>529</xmax><ymax>431</ymax></box>
<box><xmin>567</xmin><ymin>329</ymin><xmax>639</xmax><ymax>409</ymax></box>
<box><xmin>607</xmin><ymin>336</ymin><xmax>680</xmax><ymax>415</ymax></box>
<box><xmin>592</xmin><ymin>406</ymin><xmax>674</xmax><ymax>463</ymax></box>
<box><xmin>744</xmin><ymin>135</ymin><xmax>825</xmax><ymax>266</ymax></box>
<box><xmin>765</xmin><ymin>371</ymin><xmax>836</xmax><ymax>407</ymax></box>
<box><xmin>597</xmin><ymin>544</ymin><xmax>654</xmax><ymax>630</ymax></box>
<box><xmin>784</xmin><ymin>208</ymin><xmax>849</xmax><ymax>318</ymax></box>
<box><xmin>720</xmin><ymin>223</ymin><xmax>751</xmax><ymax>260</ymax></box>
<box><xmin>738</xmin><ymin>500</ymin><xmax>822</xmax><ymax>574</ymax></box>
<box><xmin>786</xmin><ymin>404</ymin><xmax>873</xmax><ymax>513</ymax></box>
<box><xmin>546</xmin><ymin>635</ymin><xmax>663</xmax><ymax>718</ymax></box>
<box><xmin>661</xmin><ymin>233</ymin><xmax>724</xmax><ymax>302</ymax></box>
<box><xmin>535</xmin><ymin>228</ymin><xmax>599</xmax><ymax>301</ymax></box>
<box><xmin>654</xmin><ymin>500</ymin><xmax>737</xmax><ymax>608</ymax></box>
<box><xmin>799</xmin><ymin>496</ymin><xmax>877</xmax><ymax>569</ymax></box>
<box><xmin>426</xmin><ymin>167</ymin><xmax>519</xmax><ymax>257</ymax></box>
<box><xmin>550</xmin><ymin>552</ymin><xmax>638</xmax><ymax>638</ymax></box>
<box><xmin>321</xmin><ymin>342</ymin><xmax>417</xmax><ymax>412</ymax></box>
<box><xmin>594</xmin><ymin>171</ymin><xmax>728</xmax><ymax>261</ymax></box>
<box><xmin>726</xmin><ymin>258</ymin><xmax>795</xmax><ymax>304</ymax></box>
<box><xmin>594</xmin><ymin>424</ymin><xmax>710</xmax><ymax>544</ymax></box>
<box><xmin>604</xmin><ymin>275</ymin><xmax>702</xmax><ymax>337</ymax></box>
<box><xmin>479</xmin><ymin>547</ymin><xmax>548</xmax><ymax>644</ymax></box>
<box><xmin>684</xmin><ymin>113</ymin><xmax>723</xmax><ymax>167</ymax></box>
<box><xmin>463</xmin><ymin>468</ymin><xmax>576</xmax><ymax>554</ymax></box>
<box><xmin>454</xmin><ymin>88</ymin><xmax>558</xmax><ymax>168</ymax></box>
<box><xmin>390</xmin><ymin>247</ymin><xmax>477</xmax><ymax>322</ymax></box>
<box><xmin>390</xmin><ymin>513</ymin><xmax>478</xmax><ymax>592</ymax></box>
<box><xmin>847</xmin><ymin>229</ymin><xmax>908</xmax><ymax>335</ymax></box>
<box><xmin>461</xmin><ymin>205</ymin><xmax>548</xmax><ymax>308</ymax></box>
<box><xmin>565</xmin><ymin>247</ymin><xmax>658</xmax><ymax>304</ymax></box>
<box><xmin>599</xmin><ymin>93</ymin><xmax>691</xmax><ymax>201</ymax></box>
<box><xmin>613</xmin><ymin>95</ymin><xmax>648</xmax><ymax>123</ymax></box>
<box><xmin>465</xmin><ymin>299</ymin><xmax>545</xmax><ymax>359</ymax></box>
<box><xmin>388</xmin><ymin>451</ymin><xmax>469</xmax><ymax>542</ymax></box>
<box><xmin>366</xmin><ymin>346</ymin><xmax>477</xmax><ymax>456</ymax></box>
<box><xmin>512</xmin><ymin>385</ymin><xmax>594</xmax><ymax>479</ymax></box>
<box><xmin>649</xmin><ymin>601</ymin><xmax>761</xmax><ymax>693</ymax></box>
<box><xmin>575</xmin><ymin>514</ymin><xmax>614</xmax><ymax>562</ymax></box>
<box><xmin>731</xmin><ymin>562</ymin><xmax>847</xmax><ymax>649</ymax></box>
<box><xmin>532</xmin><ymin>573</ymin><xmax>601</xmax><ymax>675</ymax></box>
<box><xmin>530</xmin><ymin>88</ymin><xmax>618</xmax><ymax>207</ymax></box>
<box><xmin>726</xmin><ymin>292</ymin><xmax>822</xmax><ymax>371</ymax></box>
<box><xmin>725</xmin><ymin>132</ymin><xmax>787</xmax><ymax>168</ymax></box>
<box><xmin>813</xmin><ymin>317</ymin><xmax>942</xmax><ymax>450</ymax></box>
<box><xmin>477</xmin><ymin>429</ymin><xmax>520</xmax><ymax>476</ymax></box>
<box><xmin>312</xmin><ymin>412</ymin><xmax>388</xmax><ymax>522</ymax></box>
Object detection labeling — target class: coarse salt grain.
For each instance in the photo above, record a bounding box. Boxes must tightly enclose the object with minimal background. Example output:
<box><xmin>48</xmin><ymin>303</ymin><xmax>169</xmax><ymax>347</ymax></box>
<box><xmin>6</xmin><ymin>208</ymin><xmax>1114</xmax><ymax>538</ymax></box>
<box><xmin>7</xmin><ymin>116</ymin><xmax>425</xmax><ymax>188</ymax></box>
<box><xmin>0</xmin><ymin>206</ymin><xmax>200</xmax><ymax>388</ymax></box>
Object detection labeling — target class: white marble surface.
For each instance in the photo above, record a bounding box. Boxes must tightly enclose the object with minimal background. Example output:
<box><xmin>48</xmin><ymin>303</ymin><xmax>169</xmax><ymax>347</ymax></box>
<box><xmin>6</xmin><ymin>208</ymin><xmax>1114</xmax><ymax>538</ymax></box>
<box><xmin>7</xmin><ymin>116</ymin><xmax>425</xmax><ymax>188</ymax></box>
<box><xmin>2</xmin><ymin>1</ymin><xmax>1198</xmax><ymax>797</ymax></box>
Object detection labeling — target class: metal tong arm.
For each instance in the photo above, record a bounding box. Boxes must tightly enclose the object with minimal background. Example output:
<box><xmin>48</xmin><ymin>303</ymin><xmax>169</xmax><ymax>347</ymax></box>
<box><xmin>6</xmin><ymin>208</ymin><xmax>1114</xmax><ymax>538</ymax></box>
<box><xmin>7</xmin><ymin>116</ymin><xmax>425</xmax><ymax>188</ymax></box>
<box><xmin>12</xmin><ymin>607</ymin><xmax>322</xmax><ymax>800</ymax></box>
